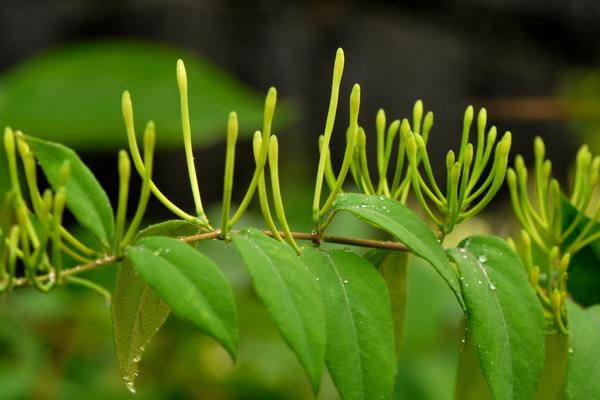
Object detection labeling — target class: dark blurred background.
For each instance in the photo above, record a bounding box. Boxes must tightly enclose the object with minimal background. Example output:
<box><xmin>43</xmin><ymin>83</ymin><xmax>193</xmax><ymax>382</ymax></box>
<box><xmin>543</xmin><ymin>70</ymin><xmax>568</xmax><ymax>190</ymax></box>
<box><xmin>1</xmin><ymin>1</ymin><xmax>600</xmax><ymax>399</ymax></box>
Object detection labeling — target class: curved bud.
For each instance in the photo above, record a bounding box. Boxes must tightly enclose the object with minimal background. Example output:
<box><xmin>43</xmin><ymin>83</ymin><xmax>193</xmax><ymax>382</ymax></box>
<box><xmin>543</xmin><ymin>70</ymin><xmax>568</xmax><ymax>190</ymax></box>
<box><xmin>118</xmin><ymin>150</ymin><xmax>131</xmax><ymax>184</ymax></box>
<box><xmin>445</xmin><ymin>150</ymin><xmax>455</xmax><ymax>172</ymax></box>
<box><xmin>530</xmin><ymin>266</ymin><xmax>540</xmax><ymax>287</ymax></box>
<box><xmin>534</xmin><ymin>136</ymin><xmax>546</xmax><ymax>163</ymax></box>
<box><xmin>422</xmin><ymin>111</ymin><xmax>434</xmax><ymax>141</ymax></box>
<box><xmin>333</xmin><ymin>48</ymin><xmax>345</xmax><ymax>82</ymax></box>
<box><xmin>412</xmin><ymin>100</ymin><xmax>423</xmax><ymax>135</ymax></box>
<box><xmin>349</xmin><ymin>84</ymin><xmax>361</xmax><ymax>127</ymax></box>
<box><xmin>477</xmin><ymin>108</ymin><xmax>487</xmax><ymax>137</ymax></box>
<box><xmin>551</xmin><ymin>289</ymin><xmax>562</xmax><ymax>310</ymax></box>
<box><xmin>252</xmin><ymin>130</ymin><xmax>262</xmax><ymax>161</ymax></box>
<box><xmin>357</xmin><ymin>127</ymin><xmax>367</xmax><ymax>150</ymax></box>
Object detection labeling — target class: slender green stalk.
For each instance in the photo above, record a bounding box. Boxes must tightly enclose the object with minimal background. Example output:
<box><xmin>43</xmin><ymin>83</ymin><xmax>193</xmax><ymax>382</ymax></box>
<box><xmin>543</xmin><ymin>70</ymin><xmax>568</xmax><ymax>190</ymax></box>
<box><xmin>319</xmin><ymin>84</ymin><xmax>360</xmax><ymax>220</ymax></box>
<box><xmin>176</xmin><ymin>59</ymin><xmax>205</xmax><ymax>218</ymax></box>
<box><xmin>52</xmin><ymin>188</ymin><xmax>66</xmax><ymax>284</ymax></box>
<box><xmin>122</xmin><ymin>122</ymin><xmax>155</xmax><ymax>246</ymax></box>
<box><xmin>313</xmin><ymin>48</ymin><xmax>345</xmax><ymax>221</ymax></box>
<box><xmin>4</xmin><ymin>128</ymin><xmax>22</xmax><ymax>199</ymax></box>
<box><xmin>16</xmin><ymin>138</ymin><xmax>46</xmax><ymax>220</ymax></box>
<box><xmin>221</xmin><ymin>112</ymin><xmax>238</xmax><ymax>237</ymax></box>
<box><xmin>65</xmin><ymin>276</ymin><xmax>111</xmax><ymax>303</ymax></box>
<box><xmin>227</xmin><ymin>88</ymin><xmax>277</xmax><ymax>230</ymax></box>
<box><xmin>376</xmin><ymin>109</ymin><xmax>386</xmax><ymax>181</ymax></box>
<box><xmin>268</xmin><ymin>136</ymin><xmax>301</xmax><ymax>253</ymax></box>
<box><xmin>457</xmin><ymin>106</ymin><xmax>473</xmax><ymax>165</ymax></box>
<box><xmin>357</xmin><ymin>128</ymin><xmax>376</xmax><ymax>195</ymax></box>
<box><xmin>252</xmin><ymin>132</ymin><xmax>282</xmax><ymax>241</ymax></box>
<box><xmin>318</xmin><ymin>136</ymin><xmax>337</xmax><ymax>191</ymax></box>
<box><xmin>113</xmin><ymin>150</ymin><xmax>131</xmax><ymax>254</ymax></box>
<box><xmin>122</xmin><ymin>91</ymin><xmax>197</xmax><ymax>223</ymax></box>
<box><xmin>534</xmin><ymin>137</ymin><xmax>549</xmax><ymax>222</ymax></box>
<box><xmin>390</xmin><ymin>120</ymin><xmax>409</xmax><ymax>196</ymax></box>
<box><xmin>60</xmin><ymin>227</ymin><xmax>97</xmax><ymax>257</ymax></box>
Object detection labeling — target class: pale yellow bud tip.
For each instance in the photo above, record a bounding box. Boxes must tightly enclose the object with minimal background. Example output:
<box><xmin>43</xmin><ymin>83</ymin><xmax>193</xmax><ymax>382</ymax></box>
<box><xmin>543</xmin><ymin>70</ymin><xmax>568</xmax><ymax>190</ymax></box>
<box><xmin>176</xmin><ymin>59</ymin><xmax>188</xmax><ymax>91</ymax></box>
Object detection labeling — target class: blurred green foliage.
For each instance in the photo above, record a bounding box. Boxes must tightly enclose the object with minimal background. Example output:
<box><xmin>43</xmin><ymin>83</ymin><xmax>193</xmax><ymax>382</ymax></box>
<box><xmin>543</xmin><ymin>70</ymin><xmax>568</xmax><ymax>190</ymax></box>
<box><xmin>559</xmin><ymin>72</ymin><xmax>600</xmax><ymax>151</ymax></box>
<box><xmin>0</xmin><ymin>41</ymin><xmax>291</xmax><ymax>150</ymax></box>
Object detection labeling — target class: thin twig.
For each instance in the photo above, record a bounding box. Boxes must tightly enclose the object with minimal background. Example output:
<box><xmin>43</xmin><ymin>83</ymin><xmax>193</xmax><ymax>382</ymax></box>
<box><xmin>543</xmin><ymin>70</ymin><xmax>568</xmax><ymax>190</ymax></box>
<box><xmin>12</xmin><ymin>229</ymin><xmax>408</xmax><ymax>289</ymax></box>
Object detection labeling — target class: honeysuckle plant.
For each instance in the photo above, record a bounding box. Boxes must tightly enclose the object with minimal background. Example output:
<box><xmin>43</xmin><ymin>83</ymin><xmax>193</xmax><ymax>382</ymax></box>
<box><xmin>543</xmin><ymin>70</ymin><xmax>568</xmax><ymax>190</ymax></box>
<box><xmin>1</xmin><ymin>48</ymin><xmax>598</xmax><ymax>399</ymax></box>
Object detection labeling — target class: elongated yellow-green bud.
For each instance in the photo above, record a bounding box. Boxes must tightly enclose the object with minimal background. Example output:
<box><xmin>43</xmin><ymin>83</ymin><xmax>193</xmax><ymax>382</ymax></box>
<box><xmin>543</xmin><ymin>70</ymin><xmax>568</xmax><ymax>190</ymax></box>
<box><xmin>122</xmin><ymin>122</ymin><xmax>155</xmax><ymax>246</ymax></box>
<box><xmin>534</xmin><ymin>136</ymin><xmax>545</xmax><ymax>163</ymax></box>
<box><xmin>251</xmin><ymin>131</ymin><xmax>282</xmax><ymax>241</ymax></box>
<box><xmin>268</xmin><ymin>136</ymin><xmax>301</xmax><ymax>253</ymax></box>
<box><xmin>113</xmin><ymin>150</ymin><xmax>131</xmax><ymax>253</ymax></box>
<box><xmin>221</xmin><ymin>112</ymin><xmax>238</xmax><ymax>237</ymax></box>
<box><xmin>412</xmin><ymin>100</ymin><xmax>423</xmax><ymax>136</ymax></box>
<box><xmin>421</xmin><ymin>111</ymin><xmax>434</xmax><ymax>142</ymax></box>
<box><xmin>318</xmin><ymin>84</ymin><xmax>360</xmax><ymax>219</ymax></box>
<box><xmin>4</xmin><ymin>127</ymin><xmax>21</xmax><ymax>198</ymax></box>
<box><xmin>177</xmin><ymin>59</ymin><xmax>205</xmax><ymax>218</ymax></box>
<box><xmin>376</xmin><ymin>108</ymin><xmax>386</xmax><ymax>175</ymax></box>
<box><xmin>458</xmin><ymin>106</ymin><xmax>474</xmax><ymax>164</ymax></box>
<box><xmin>551</xmin><ymin>288</ymin><xmax>562</xmax><ymax>310</ymax></box>
<box><xmin>530</xmin><ymin>266</ymin><xmax>540</xmax><ymax>287</ymax></box>
<box><xmin>477</xmin><ymin>108</ymin><xmax>487</xmax><ymax>139</ymax></box>
<box><xmin>313</xmin><ymin>48</ymin><xmax>345</xmax><ymax>222</ymax></box>
<box><xmin>52</xmin><ymin>187</ymin><xmax>67</xmax><ymax>284</ymax></box>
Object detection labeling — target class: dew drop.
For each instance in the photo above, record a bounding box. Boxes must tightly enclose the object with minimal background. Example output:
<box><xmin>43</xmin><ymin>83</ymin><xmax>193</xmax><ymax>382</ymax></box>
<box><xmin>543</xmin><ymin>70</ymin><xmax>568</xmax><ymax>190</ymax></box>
<box><xmin>458</xmin><ymin>248</ymin><xmax>467</xmax><ymax>253</ymax></box>
<box><xmin>133</xmin><ymin>355</ymin><xmax>141</xmax><ymax>363</ymax></box>
<box><xmin>460</xmin><ymin>338</ymin><xmax>466</xmax><ymax>343</ymax></box>
<box><xmin>126</xmin><ymin>381</ymin><xmax>137</xmax><ymax>394</ymax></box>
<box><xmin>489</xmin><ymin>282</ymin><xmax>497</xmax><ymax>291</ymax></box>
<box><xmin>315</xmin><ymin>277</ymin><xmax>320</xmax><ymax>281</ymax></box>
<box><xmin>378</xmin><ymin>196</ymin><xmax>385</xmax><ymax>200</ymax></box>
<box><xmin>360</xmin><ymin>204</ymin><xmax>368</xmax><ymax>208</ymax></box>
<box><xmin>478</xmin><ymin>255</ymin><xmax>488</xmax><ymax>263</ymax></box>
<box><xmin>478</xmin><ymin>280</ymin><xmax>482</xmax><ymax>285</ymax></box>
<box><xmin>568</xmin><ymin>347</ymin><xmax>574</xmax><ymax>354</ymax></box>
<box><xmin>343</xmin><ymin>279</ymin><xmax>349</xmax><ymax>284</ymax></box>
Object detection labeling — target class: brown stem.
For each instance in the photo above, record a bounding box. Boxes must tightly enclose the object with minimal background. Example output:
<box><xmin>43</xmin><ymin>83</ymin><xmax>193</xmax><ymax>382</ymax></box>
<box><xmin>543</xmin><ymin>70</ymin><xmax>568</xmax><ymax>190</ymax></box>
<box><xmin>12</xmin><ymin>229</ymin><xmax>408</xmax><ymax>289</ymax></box>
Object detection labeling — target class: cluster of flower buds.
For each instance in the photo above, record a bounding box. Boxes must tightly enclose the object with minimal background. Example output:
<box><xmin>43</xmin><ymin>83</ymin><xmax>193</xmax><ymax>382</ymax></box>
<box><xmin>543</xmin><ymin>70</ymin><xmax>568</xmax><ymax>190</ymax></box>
<box><xmin>507</xmin><ymin>138</ymin><xmax>600</xmax><ymax>333</ymax></box>
<box><xmin>381</xmin><ymin>103</ymin><xmax>511</xmax><ymax>237</ymax></box>
<box><xmin>2</xmin><ymin>128</ymin><xmax>75</xmax><ymax>293</ymax></box>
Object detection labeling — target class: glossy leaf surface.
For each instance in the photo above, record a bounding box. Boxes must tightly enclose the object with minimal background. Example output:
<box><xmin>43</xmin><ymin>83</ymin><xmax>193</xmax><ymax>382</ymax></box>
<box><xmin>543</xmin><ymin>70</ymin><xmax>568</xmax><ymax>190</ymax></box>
<box><xmin>565</xmin><ymin>300</ymin><xmax>600</xmax><ymax>399</ymax></box>
<box><xmin>333</xmin><ymin>192</ymin><xmax>464</xmax><ymax>309</ymax></box>
<box><xmin>127</xmin><ymin>236</ymin><xmax>238</xmax><ymax>358</ymax></box>
<box><xmin>26</xmin><ymin>136</ymin><xmax>114</xmax><ymax>248</ymax></box>
<box><xmin>302</xmin><ymin>248</ymin><xmax>395</xmax><ymax>400</ymax></box>
<box><xmin>232</xmin><ymin>228</ymin><xmax>325</xmax><ymax>394</ymax></box>
<box><xmin>448</xmin><ymin>235</ymin><xmax>545</xmax><ymax>400</ymax></box>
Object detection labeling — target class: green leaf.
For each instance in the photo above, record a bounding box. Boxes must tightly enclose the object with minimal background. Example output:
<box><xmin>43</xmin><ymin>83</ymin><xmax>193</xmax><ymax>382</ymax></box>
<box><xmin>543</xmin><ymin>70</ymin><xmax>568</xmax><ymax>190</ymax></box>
<box><xmin>134</xmin><ymin>219</ymin><xmax>201</xmax><ymax>241</ymax></box>
<box><xmin>332</xmin><ymin>192</ymin><xmax>464</xmax><ymax>310</ymax></box>
<box><xmin>565</xmin><ymin>300</ymin><xmax>600</xmax><ymax>399</ymax></box>
<box><xmin>127</xmin><ymin>236</ymin><xmax>238</xmax><ymax>358</ymax></box>
<box><xmin>561</xmin><ymin>197</ymin><xmax>600</xmax><ymax>306</ymax></box>
<box><xmin>536</xmin><ymin>334</ymin><xmax>569</xmax><ymax>399</ymax></box>
<box><xmin>111</xmin><ymin>219</ymin><xmax>202</xmax><ymax>393</ymax></box>
<box><xmin>455</xmin><ymin>332</ymin><xmax>493</xmax><ymax>400</ymax></box>
<box><xmin>25</xmin><ymin>136</ymin><xmax>114</xmax><ymax>248</ymax></box>
<box><xmin>232</xmin><ymin>228</ymin><xmax>325</xmax><ymax>393</ymax></box>
<box><xmin>112</xmin><ymin>259</ymin><xmax>170</xmax><ymax>394</ymax></box>
<box><xmin>447</xmin><ymin>235</ymin><xmax>545</xmax><ymax>400</ymax></box>
<box><xmin>301</xmin><ymin>248</ymin><xmax>395</xmax><ymax>400</ymax></box>
<box><xmin>0</xmin><ymin>40</ymin><xmax>287</xmax><ymax>150</ymax></box>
